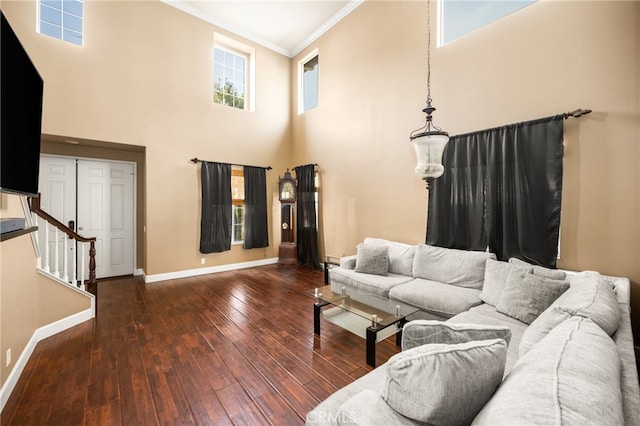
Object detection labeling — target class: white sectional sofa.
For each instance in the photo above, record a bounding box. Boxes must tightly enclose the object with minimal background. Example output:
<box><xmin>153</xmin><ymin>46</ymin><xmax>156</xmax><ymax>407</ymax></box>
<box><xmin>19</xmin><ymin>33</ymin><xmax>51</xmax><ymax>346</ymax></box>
<box><xmin>307</xmin><ymin>237</ymin><xmax>640</xmax><ymax>425</ymax></box>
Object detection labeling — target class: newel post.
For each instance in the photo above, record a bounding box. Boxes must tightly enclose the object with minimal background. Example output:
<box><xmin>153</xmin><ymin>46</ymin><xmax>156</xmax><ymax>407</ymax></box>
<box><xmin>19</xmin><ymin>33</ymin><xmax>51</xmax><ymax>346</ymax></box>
<box><xmin>87</xmin><ymin>240</ymin><xmax>98</xmax><ymax>315</ymax></box>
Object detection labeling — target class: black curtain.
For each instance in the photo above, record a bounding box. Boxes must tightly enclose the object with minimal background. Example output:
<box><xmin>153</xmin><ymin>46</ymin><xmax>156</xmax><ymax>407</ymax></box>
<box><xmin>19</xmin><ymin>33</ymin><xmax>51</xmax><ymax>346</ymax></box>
<box><xmin>200</xmin><ymin>162</ymin><xmax>232</xmax><ymax>253</ymax></box>
<box><xmin>295</xmin><ymin>164</ymin><xmax>321</xmax><ymax>269</ymax></box>
<box><xmin>427</xmin><ymin>134</ymin><xmax>487</xmax><ymax>250</ymax></box>
<box><xmin>243</xmin><ymin>166</ymin><xmax>269</xmax><ymax>249</ymax></box>
<box><xmin>427</xmin><ymin>115</ymin><xmax>564</xmax><ymax>268</ymax></box>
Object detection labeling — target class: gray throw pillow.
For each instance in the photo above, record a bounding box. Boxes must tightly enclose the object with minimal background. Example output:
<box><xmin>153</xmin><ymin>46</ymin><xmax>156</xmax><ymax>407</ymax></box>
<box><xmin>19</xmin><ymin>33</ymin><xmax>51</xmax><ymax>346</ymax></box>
<box><xmin>479</xmin><ymin>258</ymin><xmax>533</xmax><ymax>307</ymax></box>
<box><xmin>496</xmin><ymin>269</ymin><xmax>569</xmax><ymax>324</ymax></box>
<box><xmin>519</xmin><ymin>272</ymin><xmax>621</xmax><ymax>355</ymax></box>
<box><xmin>509</xmin><ymin>257</ymin><xmax>567</xmax><ymax>280</ymax></box>
<box><xmin>402</xmin><ymin>320</ymin><xmax>511</xmax><ymax>351</ymax></box>
<box><xmin>382</xmin><ymin>339</ymin><xmax>507</xmax><ymax>425</ymax></box>
<box><xmin>354</xmin><ymin>243</ymin><xmax>389</xmax><ymax>276</ymax></box>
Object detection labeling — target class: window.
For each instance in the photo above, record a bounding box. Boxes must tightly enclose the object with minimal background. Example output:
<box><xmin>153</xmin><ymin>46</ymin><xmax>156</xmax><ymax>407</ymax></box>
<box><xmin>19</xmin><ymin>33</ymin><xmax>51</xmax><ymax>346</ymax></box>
<box><xmin>38</xmin><ymin>0</ymin><xmax>83</xmax><ymax>46</ymax></box>
<box><xmin>213</xmin><ymin>33</ymin><xmax>255</xmax><ymax>111</ymax></box>
<box><xmin>439</xmin><ymin>0</ymin><xmax>536</xmax><ymax>45</ymax></box>
<box><xmin>298</xmin><ymin>49</ymin><xmax>319</xmax><ymax>113</ymax></box>
<box><xmin>231</xmin><ymin>168</ymin><xmax>245</xmax><ymax>243</ymax></box>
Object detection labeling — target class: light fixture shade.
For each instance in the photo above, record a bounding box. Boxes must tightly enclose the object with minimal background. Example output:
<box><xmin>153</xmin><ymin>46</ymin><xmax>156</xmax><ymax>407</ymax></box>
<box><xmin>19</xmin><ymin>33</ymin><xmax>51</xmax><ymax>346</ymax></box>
<box><xmin>411</xmin><ymin>132</ymin><xmax>449</xmax><ymax>179</ymax></box>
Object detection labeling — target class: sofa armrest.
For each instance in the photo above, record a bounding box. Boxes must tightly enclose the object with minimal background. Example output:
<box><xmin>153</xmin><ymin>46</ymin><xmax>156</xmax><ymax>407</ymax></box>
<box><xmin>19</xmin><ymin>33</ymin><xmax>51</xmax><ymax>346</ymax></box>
<box><xmin>336</xmin><ymin>390</ymin><xmax>416</xmax><ymax>426</ymax></box>
<box><xmin>339</xmin><ymin>255</ymin><xmax>357</xmax><ymax>270</ymax></box>
<box><xmin>402</xmin><ymin>320</ymin><xmax>512</xmax><ymax>351</ymax></box>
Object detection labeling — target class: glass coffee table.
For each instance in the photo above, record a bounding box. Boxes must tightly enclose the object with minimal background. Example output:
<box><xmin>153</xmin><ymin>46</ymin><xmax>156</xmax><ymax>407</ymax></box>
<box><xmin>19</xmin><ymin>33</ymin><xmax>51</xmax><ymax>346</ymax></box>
<box><xmin>311</xmin><ymin>285</ymin><xmax>419</xmax><ymax>367</ymax></box>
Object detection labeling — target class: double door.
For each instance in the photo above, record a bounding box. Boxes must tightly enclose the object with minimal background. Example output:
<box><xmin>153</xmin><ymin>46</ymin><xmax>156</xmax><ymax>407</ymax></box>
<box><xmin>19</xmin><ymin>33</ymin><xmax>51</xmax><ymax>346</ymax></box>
<box><xmin>38</xmin><ymin>155</ymin><xmax>135</xmax><ymax>279</ymax></box>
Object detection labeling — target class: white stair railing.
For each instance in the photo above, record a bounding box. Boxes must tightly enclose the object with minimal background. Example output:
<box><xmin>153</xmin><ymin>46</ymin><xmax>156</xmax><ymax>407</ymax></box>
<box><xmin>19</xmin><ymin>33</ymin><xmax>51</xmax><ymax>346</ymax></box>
<box><xmin>28</xmin><ymin>195</ymin><xmax>97</xmax><ymax>297</ymax></box>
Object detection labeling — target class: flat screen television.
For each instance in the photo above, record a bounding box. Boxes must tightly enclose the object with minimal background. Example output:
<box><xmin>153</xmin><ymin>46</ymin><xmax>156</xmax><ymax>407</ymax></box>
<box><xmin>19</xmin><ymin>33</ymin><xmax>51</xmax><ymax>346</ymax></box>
<box><xmin>1</xmin><ymin>11</ymin><xmax>44</xmax><ymax>197</ymax></box>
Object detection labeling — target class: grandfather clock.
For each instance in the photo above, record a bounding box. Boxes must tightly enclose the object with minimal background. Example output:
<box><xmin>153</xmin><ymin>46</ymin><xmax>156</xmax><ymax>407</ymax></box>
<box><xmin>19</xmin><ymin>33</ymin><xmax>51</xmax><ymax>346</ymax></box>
<box><xmin>278</xmin><ymin>169</ymin><xmax>297</xmax><ymax>265</ymax></box>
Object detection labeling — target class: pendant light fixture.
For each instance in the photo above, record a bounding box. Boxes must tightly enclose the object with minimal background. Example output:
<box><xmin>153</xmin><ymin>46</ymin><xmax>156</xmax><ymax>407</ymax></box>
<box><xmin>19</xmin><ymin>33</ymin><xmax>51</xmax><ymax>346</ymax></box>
<box><xmin>410</xmin><ymin>0</ymin><xmax>449</xmax><ymax>187</ymax></box>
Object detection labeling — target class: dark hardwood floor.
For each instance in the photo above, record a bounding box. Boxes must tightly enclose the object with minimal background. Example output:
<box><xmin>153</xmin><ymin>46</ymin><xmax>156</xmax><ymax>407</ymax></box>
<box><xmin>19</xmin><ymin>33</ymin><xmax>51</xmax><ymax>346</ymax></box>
<box><xmin>1</xmin><ymin>264</ymin><xmax>401</xmax><ymax>425</ymax></box>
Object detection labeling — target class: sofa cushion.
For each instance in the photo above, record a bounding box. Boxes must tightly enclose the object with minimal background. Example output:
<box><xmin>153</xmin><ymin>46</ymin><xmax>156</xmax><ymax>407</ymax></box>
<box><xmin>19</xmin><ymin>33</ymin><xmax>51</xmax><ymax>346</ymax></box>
<box><xmin>472</xmin><ymin>317</ymin><xmax>623</xmax><ymax>425</ymax></box>
<box><xmin>354</xmin><ymin>243</ymin><xmax>389</xmax><ymax>276</ymax></box>
<box><xmin>389</xmin><ymin>279</ymin><xmax>482</xmax><ymax>317</ymax></box>
<box><xmin>382</xmin><ymin>339</ymin><xmax>507</xmax><ymax>425</ymax></box>
<box><xmin>495</xmin><ymin>269</ymin><xmax>569</xmax><ymax>324</ymax></box>
<box><xmin>330</xmin><ymin>267</ymin><xmax>413</xmax><ymax>298</ymax></box>
<box><xmin>479</xmin><ymin>258</ymin><xmax>533</xmax><ymax>307</ymax></box>
<box><xmin>412</xmin><ymin>244</ymin><xmax>496</xmax><ymax>289</ymax></box>
<box><xmin>519</xmin><ymin>272</ymin><xmax>621</xmax><ymax>356</ymax></box>
<box><xmin>448</xmin><ymin>304</ymin><xmax>528</xmax><ymax>374</ymax></box>
<box><xmin>402</xmin><ymin>320</ymin><xmax>511</xmax><ymax>351</ymax></box>
<box><xmin>364</xmin><ymin>238</ymin><xmax>416</xmax><ymax>276</ymax></box>
<box><xmin>509</xmin><ymin>257</ymin><xmax>567</xmax><ymax>280</ymax></box>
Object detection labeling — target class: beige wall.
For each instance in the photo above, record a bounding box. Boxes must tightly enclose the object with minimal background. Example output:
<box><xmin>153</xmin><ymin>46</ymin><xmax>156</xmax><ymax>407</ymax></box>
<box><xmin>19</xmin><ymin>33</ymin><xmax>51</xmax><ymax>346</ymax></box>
<box><xmin>2</xmin><ymin>0</ymin><xmax>292</xmax><ymax>277</ymax></box>
<box><xmin>292</xmin><ymin>1</ymin><xmax>640</xmax><ymax>339</ymax></box>
<box><xmin>0</xmin><ymin>194</ymin><xmax>91</xmax><ymax>386</ymax></box>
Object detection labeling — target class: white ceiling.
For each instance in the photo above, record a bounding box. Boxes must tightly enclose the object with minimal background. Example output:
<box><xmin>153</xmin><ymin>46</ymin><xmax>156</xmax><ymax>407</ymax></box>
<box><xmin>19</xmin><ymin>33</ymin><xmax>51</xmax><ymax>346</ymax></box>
<box><xmin>162</xmin><ymin>0</ymin><xmax>364</xmax><ymax>58</ymax></box>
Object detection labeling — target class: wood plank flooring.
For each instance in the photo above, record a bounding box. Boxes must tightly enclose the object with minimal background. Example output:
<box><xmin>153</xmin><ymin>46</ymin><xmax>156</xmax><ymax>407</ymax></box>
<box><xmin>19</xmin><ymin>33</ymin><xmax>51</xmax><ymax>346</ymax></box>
<box><xmin>1</xmin><ymin>264</ymin><xmax>401</xmax><ymax>425</ymax></box>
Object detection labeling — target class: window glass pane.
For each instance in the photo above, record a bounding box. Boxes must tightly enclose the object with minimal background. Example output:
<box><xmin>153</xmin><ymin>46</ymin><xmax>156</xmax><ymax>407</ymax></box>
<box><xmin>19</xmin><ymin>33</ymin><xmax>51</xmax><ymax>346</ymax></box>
<box><xmin>442</xmin><ymin>0</ymin><xmax>536</xmax><ymax>45</ymax></box>
<box><xmin>63</xmin><ymin>0</ymin><xmax>83</xmax><ymax>17</ymax></box>
<box><xmin>41</xmin><ymin>5</ymin><xmax>62</xmax><ymax>26</ymax></box>
<box><xmin>42</xmin><ymin>0</ymin><xmax>61</xmax><ymax>8</ymax></box>
<box><xmin>232</xmin><ymin>205</ymin><xmax>245</xmax><ymax>242</ymax></box>
<box><xmin>303</xmin><ymin>55</ymin><xmax>319</xmax><ymax>112</ymax></box>
<box><xmin>63</xmin><ymin>12</ymin><xmax>82</xmax><ymax>32</ymax></box>
<box><xmin>214</xmin><ymin>48</ymin><xmax>224</xmax><ymax>64</ymax></box>
<box><xmin>63</xmin><ymin>28</ymin><xmax>82</xmax><ymax>46</ymax></box>
<box><xmin>40</xmin><ymin>21</ymin><xmax>62</xmax><ymax>39</ymax></box>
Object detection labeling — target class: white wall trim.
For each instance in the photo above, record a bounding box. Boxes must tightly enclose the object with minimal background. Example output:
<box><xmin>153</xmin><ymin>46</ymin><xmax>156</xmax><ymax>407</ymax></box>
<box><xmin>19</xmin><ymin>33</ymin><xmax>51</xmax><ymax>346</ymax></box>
<box><xmin>0</xmin><ymin>308</ymin><xmax>94</xmax><ymax>413</ymax></box>
<box><xmin>134</xmin><ymin>268</ymin><xmax>145</xmax><ymax>277</ymax></box>
<box><xmin>144</xmin><ymin>257</ymin><xmax>279</xmax><ymax>283</ymax></box>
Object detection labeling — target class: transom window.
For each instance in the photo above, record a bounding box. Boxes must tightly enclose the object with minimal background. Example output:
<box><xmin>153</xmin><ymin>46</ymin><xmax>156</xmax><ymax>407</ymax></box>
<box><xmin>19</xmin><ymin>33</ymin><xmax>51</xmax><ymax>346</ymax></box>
<box><xmin>439</xmin><ymin>0</ymin><xmax>537</xmax><ymax>45</ymax></box>
<box><xmin>298</xmin><ymin>49</ymin><xmax>319</xmax><ymax>114</ymax></box>
<box><xmin>214</xmin><ymin>47</ymin><xmax>247</xmax><ymax>110</ymax></box>
<box><xmin>38</xmin><ymin>0</ymin><xmax>83</xmax><ymax>46</ymax></box>
<box><xmin>231</xmin><ymin>168</ymin><xmax>245</xmax><ymax>243</ymax></box>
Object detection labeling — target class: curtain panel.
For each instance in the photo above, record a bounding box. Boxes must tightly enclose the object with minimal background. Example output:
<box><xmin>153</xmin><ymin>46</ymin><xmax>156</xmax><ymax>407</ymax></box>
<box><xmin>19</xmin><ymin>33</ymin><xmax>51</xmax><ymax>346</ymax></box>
<box><xmin>200</xmin><ymin>162</ymin><xmax>232</xmax><ymax>253</ymax></box>
<box><xmin>243</xmin><ymin>166</ymin><xmax>269</xmax><ymax>249</ymax></box>
<box><xmin>427</xmin><ymin>115</ymin><xmax>564</xmax><ymax>268</ymax></box>
<box><xmin>295</xmin><ymin>164</ymin><xmax>321</xmax><ymax>269</ymax></box>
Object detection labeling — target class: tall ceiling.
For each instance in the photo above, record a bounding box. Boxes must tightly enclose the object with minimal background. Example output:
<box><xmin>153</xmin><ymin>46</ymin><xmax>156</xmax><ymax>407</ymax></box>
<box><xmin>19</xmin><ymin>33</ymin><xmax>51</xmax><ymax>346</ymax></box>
<box><xmin>161</xmin><ymin>0</ymin><xmax>364</xmax><ymax>58</ymax></box>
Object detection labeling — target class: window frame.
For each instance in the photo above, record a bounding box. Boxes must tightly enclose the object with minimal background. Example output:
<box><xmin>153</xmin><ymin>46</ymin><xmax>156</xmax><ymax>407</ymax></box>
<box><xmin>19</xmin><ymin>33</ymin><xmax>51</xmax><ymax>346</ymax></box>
<box><xmin>297</xmin><ymin>49</ymin><xmax>319</xmax><ymax>114</ymax></box>
<box><xmin>213</xmin><ymin>33</ymin><xmax>255</xmax><ymax>112</ymax></box>
<box><xmin>231</xmin><ymin>168</ymin><xmax>245</xmax><ymax>244</ymax></box>
<box><xmin>37</xmin><ymin>0</ymin><xmax>84</xmax><ymax>46</ymax></box>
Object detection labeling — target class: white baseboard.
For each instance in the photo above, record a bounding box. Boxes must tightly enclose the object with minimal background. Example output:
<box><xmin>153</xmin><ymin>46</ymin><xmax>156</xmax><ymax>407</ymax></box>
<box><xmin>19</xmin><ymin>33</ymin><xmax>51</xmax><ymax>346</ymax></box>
<box><xmin>0</xmin><ymin>308</ymin><xmax>94</xmax><ymax>413</ymax></box>
<box><xmin>144</xmin><ymin>257</ymin><xmax>279</xmax><ymax>283</ymax></box>
<box><xmin>133</xmin><ymin>268</ymin><xmax>145</xmax><ymax>277</ymax></box>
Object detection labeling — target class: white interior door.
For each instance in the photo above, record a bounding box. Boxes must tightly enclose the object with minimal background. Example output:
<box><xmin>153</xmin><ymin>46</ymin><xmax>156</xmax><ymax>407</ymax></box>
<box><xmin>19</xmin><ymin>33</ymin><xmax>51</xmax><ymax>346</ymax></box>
<box><xmin>38</xmin><ymin>156</ymin><xmax>77</xmax><ymax>275</ymax></box>
<box><xmin>77</xmin><ymin>160</ymin><xmax>135</xmax><ymax>279</ymax></box>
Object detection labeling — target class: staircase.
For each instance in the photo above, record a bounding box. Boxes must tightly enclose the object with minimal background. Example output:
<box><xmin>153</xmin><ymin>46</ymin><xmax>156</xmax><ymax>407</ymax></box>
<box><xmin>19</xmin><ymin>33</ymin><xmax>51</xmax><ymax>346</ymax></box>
<box><xmin>27</xmin><ymin>195</ymin><xmax>98</xmax><ymax>313</ymax></box>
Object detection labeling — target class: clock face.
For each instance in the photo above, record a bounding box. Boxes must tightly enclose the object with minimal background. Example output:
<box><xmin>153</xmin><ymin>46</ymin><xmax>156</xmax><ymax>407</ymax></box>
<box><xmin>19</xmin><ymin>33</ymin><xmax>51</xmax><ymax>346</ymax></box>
<box><xmin>281</xmin><ymin>181</ymin><xmax>295</xmax><ymax>200</ymax></box>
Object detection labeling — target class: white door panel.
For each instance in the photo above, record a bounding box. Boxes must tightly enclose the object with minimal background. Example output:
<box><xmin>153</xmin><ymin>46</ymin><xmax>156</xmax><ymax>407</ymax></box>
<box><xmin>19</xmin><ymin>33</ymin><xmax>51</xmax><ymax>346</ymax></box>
<box><xmin>78</xmin><ymin>160</ymin><xmax>134</xmax><ymax>278</ymax></box>
<box><xmin>38</xmin><ymin>156</ymin><xmax>76</xmax><ymax>276</ymax></box>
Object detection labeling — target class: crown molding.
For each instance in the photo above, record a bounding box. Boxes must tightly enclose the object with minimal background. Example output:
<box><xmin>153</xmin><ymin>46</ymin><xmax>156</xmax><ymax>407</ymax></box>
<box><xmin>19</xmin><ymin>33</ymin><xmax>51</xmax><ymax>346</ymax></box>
<box><xmin>289</xmin><ymin>0</ymin><xmax>364</xmax><ymax>58</ymax></box>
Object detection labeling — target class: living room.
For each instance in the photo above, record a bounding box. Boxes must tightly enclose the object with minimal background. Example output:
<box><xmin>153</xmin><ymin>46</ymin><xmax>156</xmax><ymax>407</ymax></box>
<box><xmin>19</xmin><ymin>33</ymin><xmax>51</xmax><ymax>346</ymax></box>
<box><xmin>1</xmin><ymin>0</ymin><xmax>639</xmax><ymax>423</ymax></box>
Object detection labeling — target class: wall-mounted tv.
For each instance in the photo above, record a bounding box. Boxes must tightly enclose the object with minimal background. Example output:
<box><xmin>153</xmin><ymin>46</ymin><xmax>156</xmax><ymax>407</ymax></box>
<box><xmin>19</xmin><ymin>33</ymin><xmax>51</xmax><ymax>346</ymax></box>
<box><xmin>1</xmin><ymin>11</ymin><xmax>44</xmax><ymax>197</ymax></box>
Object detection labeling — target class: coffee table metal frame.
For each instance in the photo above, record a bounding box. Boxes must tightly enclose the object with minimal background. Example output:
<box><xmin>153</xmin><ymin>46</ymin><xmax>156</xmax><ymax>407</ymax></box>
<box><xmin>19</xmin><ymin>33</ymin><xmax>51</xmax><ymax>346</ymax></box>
<box><xmin>311</xmin><ymin>285</ymin><xmax>419</xmax><ymax>367</ymax></box>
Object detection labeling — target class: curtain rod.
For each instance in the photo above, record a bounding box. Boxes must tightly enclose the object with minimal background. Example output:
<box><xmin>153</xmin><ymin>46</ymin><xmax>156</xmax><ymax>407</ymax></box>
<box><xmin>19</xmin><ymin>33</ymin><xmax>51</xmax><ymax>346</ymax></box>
<box><xmin>563</xmin><ymin>108</ymin><xmax>591</xmax><ymax>119</ymax></box>
<box><xmin>292</xmin><ymin>163</ymin><xmax>319</xmax><ymax>169</ymax></box>
<box><xmin>190</xmin><ymin>158</ymin><xmax>272</xmax><ymax>170</ymax></box>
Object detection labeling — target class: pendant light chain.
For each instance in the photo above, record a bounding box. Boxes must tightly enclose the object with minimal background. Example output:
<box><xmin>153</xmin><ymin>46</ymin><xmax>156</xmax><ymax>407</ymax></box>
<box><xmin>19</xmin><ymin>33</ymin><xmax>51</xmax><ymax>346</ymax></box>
<box><xmin>426</xmin><ymin>0</ymin><xmax>432</xmax><ymax>105</ymax></box>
